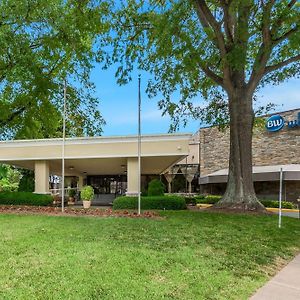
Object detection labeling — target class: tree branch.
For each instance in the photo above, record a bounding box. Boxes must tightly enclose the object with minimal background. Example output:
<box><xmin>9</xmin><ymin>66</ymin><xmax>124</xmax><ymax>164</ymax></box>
<box><xmin>220</xmin><ymin>0</ymin><xmax>234</xmax><ymax>45</ymax></box>
<box><xmin>199</xmin><ymin>63</ymin><xmax>225</xmax><ymax>88</ymax></box>
<box><xmin>193</xmin><ymin>0</ymin><xmax>227</xmax><ymax>56</ymax></box>
<box><xmin>272</xmin><ymin>25</ymin><xmax>299</xmax><ymax>45</ymax></box>
<box><xmin>0</xmin><ymin>107</ymin><xmax>27</xmax><ymax>127</ymax></box>
<box><xmin>264</xmin><ymin>54</ymin><xmax>300</xmax><ymax>74</ymax></box>
<box><xmin>247</xmin><ymin>0</ymin><xmax>275</xmax><ymax>93</ymax></box>
<box><xmin>288</xmin><ymin>0</ymin><xmax>297</xmax><ymax>8</ymax></box>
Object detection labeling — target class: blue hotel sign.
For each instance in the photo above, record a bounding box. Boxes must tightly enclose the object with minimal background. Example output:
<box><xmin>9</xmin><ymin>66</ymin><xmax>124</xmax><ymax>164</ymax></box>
<box><xmin>266</xmin><ymin>112</ymin><xmax>300</xmax><ymax>132</ymax></box>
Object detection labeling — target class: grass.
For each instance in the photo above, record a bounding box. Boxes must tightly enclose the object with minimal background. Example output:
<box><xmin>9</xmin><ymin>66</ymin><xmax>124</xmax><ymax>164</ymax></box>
<box><xmin>0</xmin><ymin>211</ymin><xmax>299</xmax><ymax>300</ymax></box>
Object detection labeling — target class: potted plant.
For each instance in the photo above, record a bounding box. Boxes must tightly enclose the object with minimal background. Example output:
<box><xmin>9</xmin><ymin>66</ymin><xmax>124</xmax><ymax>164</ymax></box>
<box><xmin>68</xmin><ymin>189</ymin><xmax>76</xmax><ymax>205</ymax></box>
<box><xmin>81</xmin><ymin>185</ymin><xmax>94</xmax><ymax>209</ymax></box>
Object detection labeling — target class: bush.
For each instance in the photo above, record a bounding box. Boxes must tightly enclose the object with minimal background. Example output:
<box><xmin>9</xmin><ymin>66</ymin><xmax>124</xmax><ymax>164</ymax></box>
<box><xmin>260</xmin><ymin>199</ymin><xmax>296</xmax><ymax>209</ymax></box>
<box><xmin>113</xmin><ymin>195</ymin><xmax>187</xmax><ymax>210</ymax></box>
<box><xmin>0</xmin><ymin>165</ymin><xmax>22</xmax><ymax>192</ymax></box>
<box><xmin>185</xmin><ymin>196</ymin><xmax>196</xmax><ymax>205</ymax></box>
<box><xmin>81</xmin><ymin>186</ymin><xmax>94</xmax><ymax>201</ymax></box>
<box><xmin>194</xmin><ymin>194</ymin><xmax>206</xmax><ymax>200</ymax></box>
<box><xmin>68</xmin><ymin>189</ymin><xmax>76</xmax><ymax>198</ymax></box>
<box><xmin>147</xmin><ymin>179</ymin><xmax>165</xmax><ymax>196</ymax></box>
<box><xmin>196</xmin><ymin>195</ymin><xmax>222</xmax><ymax>204</ymax></box>
<box><xmin>18</xmin><ymin>169</ymin><xmax>34</xmax><ymax>192</ymax></box>
<box><xmin>0</xmin><ymin>192</ymin><xmax>53</xmax><ymax>206</ymax></box>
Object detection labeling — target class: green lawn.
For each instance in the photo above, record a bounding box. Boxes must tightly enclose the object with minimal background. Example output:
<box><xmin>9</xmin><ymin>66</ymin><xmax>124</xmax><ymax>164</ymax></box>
<box><xmin>0</xmin><ymin>211</ymin><xmax>299</xmax><ymax>300</ymax></box>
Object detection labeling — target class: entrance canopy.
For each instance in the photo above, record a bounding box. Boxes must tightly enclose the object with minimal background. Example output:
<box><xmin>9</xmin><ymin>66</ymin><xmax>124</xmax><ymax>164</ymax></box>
<box><xmin>0</xmin><ymin>133</ymin><xmax>191</xmax><ymax>194</ymax></box>
<box><xmin>200</xmin><ymin>164</ymin><xmax>300</xmax><ymax>184</ymax></box>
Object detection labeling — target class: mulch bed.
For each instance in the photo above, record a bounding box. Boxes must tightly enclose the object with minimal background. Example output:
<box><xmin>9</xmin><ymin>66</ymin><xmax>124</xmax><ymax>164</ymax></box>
<box><xmin>0</xmin><ymin>205</ymin><xmax>160</xmax><ymax>219</ymax></box>
<box><xmin>188</xmin><ymin>204</ymin><xmax>273</xmax><ymax>215</ymax></box>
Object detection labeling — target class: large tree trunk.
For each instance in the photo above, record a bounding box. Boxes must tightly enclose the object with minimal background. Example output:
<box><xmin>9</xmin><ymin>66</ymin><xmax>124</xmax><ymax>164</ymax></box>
<box><xmin>214</xmin><ymin>88</ymin><xmax>265</xmax><ymax>211</ymax></box>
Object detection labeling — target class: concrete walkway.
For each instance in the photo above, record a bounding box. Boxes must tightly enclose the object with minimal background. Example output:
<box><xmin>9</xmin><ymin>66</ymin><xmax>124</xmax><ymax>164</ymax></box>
<box><xmin>251</xmin><ymin>254</ymin><xmax>300</xmax><ymax>299</ymax></box>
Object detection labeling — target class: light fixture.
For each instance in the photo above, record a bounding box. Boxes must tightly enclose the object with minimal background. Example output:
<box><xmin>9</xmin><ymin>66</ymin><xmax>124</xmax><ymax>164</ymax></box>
<box><xmin>121</xmin><ymin>164</ymin><xmax>126</xmax><ymax>169</ymax></box>
<box><xmin>69</xmin><ymin>166</ymin><xmax>74</xmax><ymax>170</ymax></box>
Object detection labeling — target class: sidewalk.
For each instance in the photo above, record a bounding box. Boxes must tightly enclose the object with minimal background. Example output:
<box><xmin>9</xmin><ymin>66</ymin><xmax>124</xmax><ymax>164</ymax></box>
<box><xmin>251</xmin><ymin>254</ymin><xmax>300</xmax><ymax>299</ymax></box>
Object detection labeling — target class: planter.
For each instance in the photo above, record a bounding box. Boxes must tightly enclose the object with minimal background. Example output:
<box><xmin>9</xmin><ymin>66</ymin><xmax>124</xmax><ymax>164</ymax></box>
<box><xmin>68</xmin><ymin>197</ymin><xmax>75</xmax><ymax>205</ymax></box>
<box><xmin>83</xmin><ymin>200</ymin><xmax>91</xmax><ymax>209</ymax></box>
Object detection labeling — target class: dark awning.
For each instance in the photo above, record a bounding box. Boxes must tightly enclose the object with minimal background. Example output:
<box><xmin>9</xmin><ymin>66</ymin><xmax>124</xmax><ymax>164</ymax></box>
<box><xmin>200</xmin><ymin>164</ymin><xmax>300</xmax><ymax>184</ymax></box>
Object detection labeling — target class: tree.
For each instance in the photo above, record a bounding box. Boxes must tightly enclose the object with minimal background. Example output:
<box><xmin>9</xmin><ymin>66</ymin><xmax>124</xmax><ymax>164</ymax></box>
<box><xmin>0</xmin><ymin>164</ymin><xmax>22</xmax><ymax>192</ymax></box>
<box><xmin>0</xmin><ymin>0</ymin><xmax>110</xmax><ymax>139</ymax></box>
<box><xmin>106</xmin><ymin>0</ymin><xmax>300</xmax><ymax>210</ymax></box>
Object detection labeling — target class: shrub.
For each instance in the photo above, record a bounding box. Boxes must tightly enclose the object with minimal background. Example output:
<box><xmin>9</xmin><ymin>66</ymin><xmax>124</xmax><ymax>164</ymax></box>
<box><xmin>81</xmin><ymin>186</ymin><xmax>94</xmax><ymax>201</ymax></box>
<box><xmin>0</xmin><ymin>165</ymin><xmax>22</xmax><ymax>192</ymax></box>
<box><xmin>0</xmin><ymin>192</ymin><xmax>53</xmax><ymax>206</ymax></box>
<box><xmin>194</xmin><ymin>194</ymin><xmax>206</xmax><ymax>200</ymax></box>
<box><xmin>196</xmin><ymin>195</ymin><xmax>222</xmax><ymax>204</ymax></box>
<box><xmin>185</xmin><ymin>196</ymin><xmax>196</xmax><ymax>205</ymax></box>
<box><xmin>147</xmin><ymin>179</ymin><xmax>165</xmax><ymax>196</ymax></box>
<box><xmin>18</xmin><ymin>169</ymin><xmax>34</xmax><ymax>192</ymax></box>
<box><xmin>260</xmin><ymin>199</ymin><xmax>296</xmax><ymax>209</ymax></box>
<box><xmin>68</xmin><ymin>189</ymin><xmax>76</xmax><ymax>198</ymax></box>
<box><xmin>113</xmin><ymin>195</ymin><xmax>186</xmax><ymax>210</ymax></box>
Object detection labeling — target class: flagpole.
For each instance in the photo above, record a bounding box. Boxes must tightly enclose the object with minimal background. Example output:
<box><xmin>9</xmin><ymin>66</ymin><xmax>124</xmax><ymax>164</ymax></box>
<box><xmin>138</xmin><ymin>75</ymin><xmax>141</xmax><ymax>215</ymax></box>
<box><xmin>278</xmin><ymin>167</ymin><xmax>283</xmax><ymax>228</ymax></box>
<box><xmin>61</xmin><ymin>79</ymin><xmax>67</xmax><ymax>213</ymax></box>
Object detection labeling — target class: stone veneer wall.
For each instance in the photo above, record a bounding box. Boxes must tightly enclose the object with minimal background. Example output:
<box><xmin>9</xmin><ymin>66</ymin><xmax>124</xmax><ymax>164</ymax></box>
<box><xmin>199</xmin><ymin>108</ymin><xmax>300</xmax><ymax>176</ymax></box>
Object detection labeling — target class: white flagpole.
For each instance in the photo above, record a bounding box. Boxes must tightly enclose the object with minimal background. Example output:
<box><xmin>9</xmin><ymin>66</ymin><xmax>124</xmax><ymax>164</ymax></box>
<box><xmin>138</xmin><ymin>75</ymin><xmax>141</xmax><ymax>215</ymax></box>
<box><xmin>61</xmin><ymin>79</ymin><xmax>67</xmax><ymax>213</ymax></box>
<box><xmin>278</xmin><ymin>167</ymin><xmax>283</xmax><ymax>228</ymax></box>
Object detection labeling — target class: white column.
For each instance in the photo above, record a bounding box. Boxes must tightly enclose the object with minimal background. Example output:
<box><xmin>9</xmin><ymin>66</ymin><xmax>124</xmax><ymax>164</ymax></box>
<box><xmin>34</xmin><ymin>161</ymin><xmax>50</xmax><ymax>194</ymax></box>
<box><xmin>126</xmin><ymin>157</ymin><xmax>139</xmax><ymax>196</ymax></box>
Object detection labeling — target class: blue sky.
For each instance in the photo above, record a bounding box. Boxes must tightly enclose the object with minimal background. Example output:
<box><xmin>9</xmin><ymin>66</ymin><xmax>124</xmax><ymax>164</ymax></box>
<box><xmin>90</xmin><ymin>65</ymin><xmax>300</xmax><ymax>136</ymax></box>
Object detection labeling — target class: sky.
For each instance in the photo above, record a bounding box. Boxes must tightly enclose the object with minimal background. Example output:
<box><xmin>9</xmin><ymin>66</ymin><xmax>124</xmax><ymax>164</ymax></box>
<box><xmin>90</xmin><ymin>65</ymin><xmax>300</xmax><ymax>136</ymax></box>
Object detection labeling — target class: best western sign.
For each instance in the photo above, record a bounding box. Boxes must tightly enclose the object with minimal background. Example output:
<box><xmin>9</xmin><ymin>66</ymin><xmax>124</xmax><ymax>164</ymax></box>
<box><xmin>266</xmin><ymin>112</ymin><xmax>300</xmax><ymax>132</ymax></box>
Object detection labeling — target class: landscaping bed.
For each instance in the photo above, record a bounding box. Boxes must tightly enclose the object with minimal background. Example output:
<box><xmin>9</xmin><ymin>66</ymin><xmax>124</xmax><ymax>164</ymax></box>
<box><xmin>0</xmin><ymin>205</ymin><xmax>159</xmax><ymax>218</ymax></box>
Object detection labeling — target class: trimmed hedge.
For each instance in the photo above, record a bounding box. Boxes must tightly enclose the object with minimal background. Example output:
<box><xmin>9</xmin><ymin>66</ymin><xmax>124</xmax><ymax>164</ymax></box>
<box><xmin>113</xmin><ymin>195</ymin><xmax>187</xmax><ymax>210</ymax></box>
<box><xmin>195</xmin><ymin>194</ymin><xmax>296</xmax><ymax>209</ymax></box>
<box><xmin>0</xmin><ymin>192</ymin><xmax>53</xmax><ymax>206</ymax></box>
<box><xmin>196</xmin><ymin>195</ymin><xmax>222</xmax><ymax>204</ymax></box>
<box><xmin>260</xmin><ymin>199</ymin><xmax>296</xmax><ymax>209</ymax></box>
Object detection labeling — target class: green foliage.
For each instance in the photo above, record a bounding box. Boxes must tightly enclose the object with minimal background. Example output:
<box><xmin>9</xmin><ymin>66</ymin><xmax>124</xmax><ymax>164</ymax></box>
<box><xmin>196</xmin><ymin>195</ymin><xmax>222</xmax><ymax>204</ymax></box>
<box><xmin>147</xmin><ymin>179</ymin><xmax>165</xmax><ymax>196</ymax></box>
<box><xmin>195</xmin><ymin>195</ymin><xmax>296</xmax><ymax>209</ymax></box>
<box><xmin>18</xmin><ymin>169</ymin><xmax>34</xmax><ymax>192</ymax></box>
<box><xmin>0</xmin><ymin>192</ymin><xmax>52</xmax><ymax>206</ymax></box>
<box><xmin>80</xmin><ymin>186</ymin><xmax>94</xmax><ymax>201</ymax></box>
<box><xmin>184</xmin><ymin>196</ymin><xmax>196</xmax><ymax>205</ymax></box>
<box><xmin>0</xmin><ymin>0</ymin><xmax>110</xmax><ymax>139</ymax></box>
<box><xmin>107</xmin><ymin>1</ymin><xmax>300</xmax><ymax>129</ymax></box>
<box><xmin>113</xmin><ymin>196</ymin><xmax>187</xmax><ymax>210</ymax></box>
<box><xmin>260</xmin><ymin>200</ymin><xmax>296</xmax><ymax>209</ymax></box>
<box><xmin>68</xmin><ymin>189</ymin><xmax>76</xmax><ymax>198</ymax></box>
<box><xmin>0</xmin><ymin>165</ymin><xmax>22</xmax><ymax>192</ymax></box>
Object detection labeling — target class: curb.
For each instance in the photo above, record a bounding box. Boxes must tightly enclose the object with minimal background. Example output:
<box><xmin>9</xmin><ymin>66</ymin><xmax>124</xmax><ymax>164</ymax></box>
<box><xmin>196</xmin><ymin>204</ymin><xmax>299</xmax><ymax>213</ymax></box>
<box><xmin>266</xmin><ymin>207</ymin><xmax>299</xmax><ymax>213</ymax></box>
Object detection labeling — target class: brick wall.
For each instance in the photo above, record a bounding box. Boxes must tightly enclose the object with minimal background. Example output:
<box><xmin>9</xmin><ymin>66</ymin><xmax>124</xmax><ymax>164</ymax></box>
<box><xmin>199</xmin><ymin>108</ymin><xmax>300</xmax><ymax>176</ymax></box>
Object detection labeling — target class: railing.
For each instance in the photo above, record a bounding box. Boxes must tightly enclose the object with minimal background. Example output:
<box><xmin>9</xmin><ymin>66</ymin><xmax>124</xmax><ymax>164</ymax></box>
<box><xmin>49</xmin><ymin>187</ymin><xmax>79</xmax><ymax>197</ymax></box>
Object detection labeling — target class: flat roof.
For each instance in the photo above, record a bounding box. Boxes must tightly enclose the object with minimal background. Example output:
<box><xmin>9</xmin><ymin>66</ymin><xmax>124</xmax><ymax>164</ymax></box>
<box><xmin>0</xmin><ymin>133</ymin><xmax>192</xmax><ymax>176</ymax></box>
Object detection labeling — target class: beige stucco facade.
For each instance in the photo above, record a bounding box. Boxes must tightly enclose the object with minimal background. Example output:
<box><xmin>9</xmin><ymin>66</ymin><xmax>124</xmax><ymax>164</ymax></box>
<box><xmin>0</xmin><ymin>134</ymin><xmax>191</xmax><ymax>194</ymax></box>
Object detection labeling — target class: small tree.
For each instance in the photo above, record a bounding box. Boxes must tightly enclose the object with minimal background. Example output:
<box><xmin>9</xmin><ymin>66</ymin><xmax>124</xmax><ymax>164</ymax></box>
<box><xmin>148</xmin><ymin>179</ymin><xmax>165</xmax><ymax>196</ymax></box>
<box><xmin>0</xmin><ymin>165</ymin><xmax>22</xmax><ymax>192</ymax></box>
